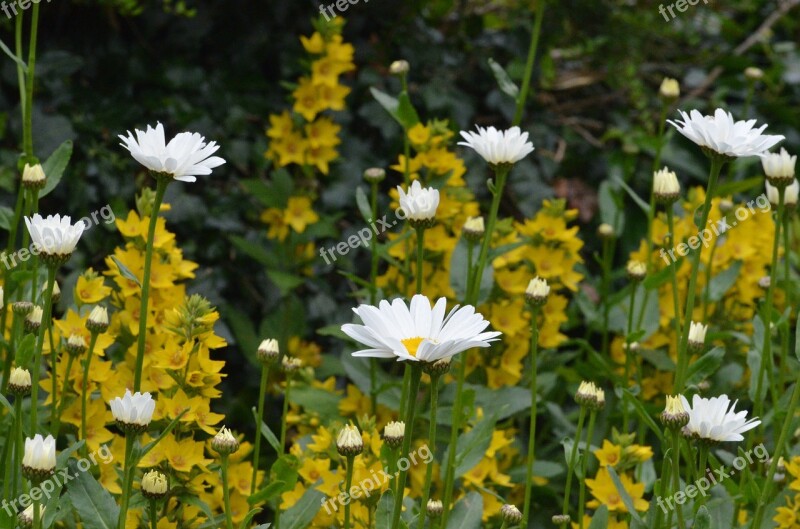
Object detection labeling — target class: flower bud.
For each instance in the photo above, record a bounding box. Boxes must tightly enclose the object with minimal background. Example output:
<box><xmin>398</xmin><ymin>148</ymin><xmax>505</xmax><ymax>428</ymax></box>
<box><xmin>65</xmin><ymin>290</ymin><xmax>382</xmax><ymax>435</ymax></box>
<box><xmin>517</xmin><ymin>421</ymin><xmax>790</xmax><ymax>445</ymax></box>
<box><xmin>653</xmin><ymin>167</ymin><xmax>681</xmax><ymax>205</ymax></box>
<box><xmin>501</xmin><ymin>504</ymin><xmax>522</xmax><ymax>524</ymax></box>
<box><xmin>212</xmin><ymin>426</ymin><xmax>239</xmax><ymax>455</ymax></box>
<box><xmin>18</xmin><ymin>505</ymin><xmax>44</xmax><ymax>529</ymax></box>
<box><xmin>762</xmin><ymin>148</ymin><xmax>797</xmax><ymax>188</ymax></box>
<box><xmin>659</xmin><ymin>77</ymin><xmax>680</xmax><ymax>101</ymax></box>
<box><xmin>363</xmin><ymin>167</ymin><xmax>386</xmax><ymax>183</ymax></box>
<box><xmin>65</xmin><ymin>334</ymin><xmax>87</xmax><ymax>356</ymax></box>
<box><xmin>688</xmin><ymin>321</ymin><xmax>708</xmax><ymax>352</ymax></box>
<box><xmin>24</xmin><ymin>306</ymin><xmax>43</xmax><ymax>334</ymax></box>
<box><xmin>660</xmin><ymin>395</ymin><xmax>689</xmax><ymax>429</ymax></box>
<box><xmin>22</xmin><ymin>434</ymin><xmax>56</xmax><ymax>481</ymax></box>
<box><xmin>389</xmin><ymin>60</ymin><xmax>410</xmax><ymax>75</ymax></box>
<box><xmin>87</xmin><ymin>306</ymin><xmax>109</xmax><ymax>333</ymax></box>
<box><xmin>282</xmin><ymin>356</ymin><xmax>302</xmax><ymax>374</ymax></box>
<box><xmin>257</xmin><ymin>339</ymin><xmax>280</xmax><ymax>364</ymax></box>
<box><xmin>597</xmin><ymin>223</ymin><xmax>614</xmax><ymax>239</ymax></box>
<box><xmin>462</xmin><ymin>216</ymin><xmax>485</xmax><ymax>243</ymax></box>
<box><xmin>718</xmin><ymin>199</ymin><xmax>734</xmax><ymax>214</ymax></box>
<box><xmin>525</xmin><ymin>276</ymin><xmax>550</xmax><ymax>306</ymax></box>
<box><xmin>627</xmin><ymin>260</ymin><xmax>647</xmax><ymax>281</ymax></box>
<box><xmin>51</xmin><ymin>281</ymin><xmax>61</xmax><ymax>304</ymax></box>
<box><xmin>12</xmin><ymin>301</ymin><xmax>33</xmax><ymax>316</ymax></box>
<box><xmin>8</xmin><ymin>367</ymin><xmax>32</xmax><ymax>396</ymax></box>
<box><xmin>575</xmin><ymin>381</ymin><xmax>604</xmax><ymax>410</ymax></box>
<box><xmin>336</xmin><ymin>424</ymin><xmax>363</xmax><ymax>457</ymax></box>
<box><xmin>109</xmin><ymin>389</ymin><xmax>155</xmax><ymax>435</ymax></box>
<box><xmin>141</xmin><ymin>470</ymin><xmax>169</xmax><ymax>500</ymax></box>
<box><xmin>766</xmin><ymin>179</ymin><xmax>799</xmax><ymax>209</ymax></box>
<box><xmin>427</xmin><ymin>499</ymin><xmax>443</xmax><ymax>518</ymax></box>
<box><xmin>744</xmin><ymin>67</ymin><xmax>764</xmax><ymax>81</ymax></box>
<box><xmin>383</xmin><ymin>421</ymin><xmax>405</xmax><ymax>449</ymax></box>
<box><xmin>758</xmin><ymin>276</ymin><xmax>771</xmax><ymax>290</ymax></box>
<box><xmin>22</xmin><ymin>164</ymin><xmax>46</xmax><ymax>190</ymax></box>
<box><xmin>552</xmin><ymin>514</ymin><xmax>571</xmax><ymax>525</ymax></box>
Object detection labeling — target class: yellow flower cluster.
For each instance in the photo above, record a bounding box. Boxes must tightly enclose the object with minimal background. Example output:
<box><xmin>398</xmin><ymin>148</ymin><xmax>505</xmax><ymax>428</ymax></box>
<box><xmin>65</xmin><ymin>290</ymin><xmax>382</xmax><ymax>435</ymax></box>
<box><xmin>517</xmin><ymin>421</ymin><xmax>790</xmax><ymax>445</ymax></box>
<box><xmin>48</xmin><ymin>193</ymin><xmax>249</xmax><ymax>526</ymax></box>
<box><xmin>265</xmin><ymin>19</ymin><xmax>354</xmax><ymax>175</ymax></box>
<box><xmin>775</xmin><ymin>456</ymin><xmax>800</xmax><ymax>528</ymax></box>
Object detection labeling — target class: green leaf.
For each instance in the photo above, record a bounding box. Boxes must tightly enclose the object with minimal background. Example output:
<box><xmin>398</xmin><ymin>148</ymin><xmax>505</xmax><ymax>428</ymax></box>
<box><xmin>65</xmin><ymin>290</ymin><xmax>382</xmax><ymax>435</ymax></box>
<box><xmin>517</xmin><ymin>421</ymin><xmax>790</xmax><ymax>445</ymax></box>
<box><xmin>136</xmin><ymin>409</ymin><xmax>187</xmax><ymax>462</ymax></box>
<box><xmin>110</xmin><ymin>255</ymin><xmax>141</xmax><ymax>287</ymax></box>
<box><xmin>587</xmin><ymin>505</ymin><xmax>609</xmax><ymax>529</ymax></box>
<box><xmin>266</xmin><ymin>270</ymin><xmax>305</xmax><ymax>296</ymax></box>
<box><xmin>639</xmin><ymin>349</ymin><xmax>676</xmax><ymax>371</ymax></box>
<box><xmin>0</xmin><ymin>393</ymin><xmax>14</xmax><ymax>417</ymax></box>
<box><xmin>281</xmin><ymin>487</ymin><xmax>325</xmax><ymax>529</ymax></box>
<box><xmin>694</xmin><ymin>505</ymin><xmax>713</xmax><ymax>529</ymax></box>
<box><xmin>40</xmin><ymin>141</ymin><xmax>73</xmax><ymax>198</ymax></box>
<box><xmin>65</xmin><ymin>461</ymin><xmax>120</xmax><ymax>529</ymax></box>
<box><xmin>290</xmin><ymin>383</ymin><xmax>343</xmax><ymax>420</ymax></box>
<box><xmin>375</xmin><ymin>490</ymin><xmax>393</xmax><ymax>529</ymax></box>
<box><xmin>622</xmin><ymin>390</ymin><xmax>664</xmax><ymax>443</ymax></box>
<box><xmin>606</xmin><ymin>465</ymin><xmax>644</xmax><ymax>524</ymax></box>
<box><xmin>707</xmin><ymin>261</ymin><xmax>742</xmax><ymax>302</ymax></box>
<box><xmin>230</xmin><ymin>235</ymin><xmax>278</xmax><ymax>268</ymax></box>
<box><xmin>252</xmin><ymin>406</ymin><xmax>281</xmax><ymax>453</ymax></box>
<box><xmin>685</xmin><ymin>347</ymin><xmax>725</xmax><ymax>387</ymax></box>
<box><xmin>355</xmin><ymin>186</ymin><xmax>373</xmax><ymax>223</ymax></box>
<box><xmin>613</xmin><ymin>175</ymin><xmax>651</xmax><ymax>214</ymax></box>
<box><xmin>248</xmin><ymin>481</ymin><xmax>286</xmax><ymax>505</ymax></box>
<box><xmin>271</xmin><ymin>454</ymin><xmax>300</xmax><ymax>494</ymax></box>
<box><xmin>237</xmin><ymin>508</ymin><xmax>261</xmax><ymax>529</ymax></box>
<box><xmin>15</xmin><ymin>333</ymin><xmax>36</xmax><ymax>367</ymax></box>
<box><xmin>445</xmin><ymin>491</ymin><xmax>483</xmax><ymax>529</ymax></box>
<box><xmin>0</xmin><ymin>206</ymin><xmax>14</xmax><ymax>231</ymax></box>
<box><xmin>0</xmin><ymin>37</ymin><xmax>27</xmax><ymax>73</ymax></box>
<box><xmin>370</xmin><ymin>87</ymin><xmax>419</xmax><ymax>130</ymax></box>
<box><xmin>444</xmin><ymin>407</ymin><xmax>502</xmax><ymax>476</ymax></box>
<box><xmin>488</xmin><ymin>58</ymin><xmax>519</xmax><ymax>98</ymax></box>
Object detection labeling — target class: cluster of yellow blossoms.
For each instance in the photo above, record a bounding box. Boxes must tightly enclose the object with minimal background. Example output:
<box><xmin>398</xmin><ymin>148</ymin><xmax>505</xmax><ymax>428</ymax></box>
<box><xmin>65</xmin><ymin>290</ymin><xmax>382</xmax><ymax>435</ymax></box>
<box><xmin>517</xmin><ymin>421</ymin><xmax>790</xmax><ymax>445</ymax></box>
<box><xmin>776</xmin><ymin>456</ymin><xmax>800</xmax><ymax>528</ymax></box>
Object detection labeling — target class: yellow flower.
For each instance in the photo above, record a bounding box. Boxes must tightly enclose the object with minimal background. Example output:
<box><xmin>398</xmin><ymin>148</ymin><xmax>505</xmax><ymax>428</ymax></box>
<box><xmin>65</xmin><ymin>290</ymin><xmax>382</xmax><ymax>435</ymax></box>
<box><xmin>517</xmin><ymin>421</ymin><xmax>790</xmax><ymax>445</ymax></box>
<box><xmin>311</xmin><ymin>57</ymin><xmax>354</xmax><ymax>87</ymax></box>
<box><xmin>305</xmin><ymin>117</ymin><xmax>341</xmax><ymax>148</ymax></box>
<box><xmin>267</xmin><ymin>111</ymin><xmax>296</xmax><ymax>140</ymax></box>
<box><xmin>306</xmin><ymin>145</ymin><xmax>338</xmax><ymax>175</ymax></box>
<box><xmin>586</xmin><ymin>467</ymin><xmax>648</xmax><ymax>512</ymax></box>
<box><xmin>300</xmin><ymin>32</ymin><xmax>325</xmax><ymax>54</ymax></box>
<box><xmin>285</xmin><ymin>196</ymin><xmax>319</xmax><ymax>234</ymax></box>
<box><xmin>408</xmin><ymin>123</ymin><xmax>431</xmax><ymax>146</ymax></box>
<box><xmin>594</xmin><ymin>440</ymin><xmax>622</xmax><ymax>468</ymax></box>
<box><xmin>293</xmin><ymin>78</ymin><xmax>325</xmax><ymax>121</ymax></box>
<box><xmin>75</xmin><ymin>269</ymin><xmax>112</xmax><ymax>305</ymax></box>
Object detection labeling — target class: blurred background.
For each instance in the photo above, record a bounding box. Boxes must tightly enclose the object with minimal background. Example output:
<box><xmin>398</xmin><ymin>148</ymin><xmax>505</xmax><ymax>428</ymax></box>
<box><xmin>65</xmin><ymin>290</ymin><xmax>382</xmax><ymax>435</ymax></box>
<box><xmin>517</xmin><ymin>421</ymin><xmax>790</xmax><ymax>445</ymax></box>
<box><xmin>2</xmin><ymin>0</ymin><xmax>799</xmax><ymax>432</ymax></box>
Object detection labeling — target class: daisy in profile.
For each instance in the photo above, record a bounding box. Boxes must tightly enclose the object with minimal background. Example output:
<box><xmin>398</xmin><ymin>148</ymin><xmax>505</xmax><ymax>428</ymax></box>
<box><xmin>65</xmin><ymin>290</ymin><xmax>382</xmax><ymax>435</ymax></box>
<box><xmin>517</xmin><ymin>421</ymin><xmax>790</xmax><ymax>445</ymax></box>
<box><xmin>458</xmin><ymin>125</ymin><xmax>534</xmax><ymax>166</ymax></box>
<box><xmin>118</xmin><ymin>122</ymin><xmax>225</xmax><ymax>182</ymax></box>
<box><xmin>341</xmin><ymin>294</ymin><xmax>500</xmax><ymax>363</ymax></box>
<box><xmin>680</xmin><ymin>394</ymin><xmax>760</xmax><ymax>443</ymax></box>
<box><xmin>667</xmin><ymin>108</ymin><xmax>783</xmax><ymax>159</ymax></box>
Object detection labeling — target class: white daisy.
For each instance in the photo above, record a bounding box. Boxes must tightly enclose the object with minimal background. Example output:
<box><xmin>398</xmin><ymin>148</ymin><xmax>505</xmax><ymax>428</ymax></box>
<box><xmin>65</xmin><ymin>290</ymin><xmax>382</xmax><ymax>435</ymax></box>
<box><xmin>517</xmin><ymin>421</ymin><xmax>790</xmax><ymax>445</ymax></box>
<box><xmin>25</xmin><ymin>214</ymin><xmax>85</xmax><ymax>257</ymax></box>
<box><xmin>667</xmin><ymin>108</ymin><xmax>784</xmax><ymax>158</ymax></box>
<box><xmin>341</xmin><ymin>294</ymin><xmax>501</xmax><ymax>363</ymax></box>
<box><xmin>397</xmin><ymin>180</ymin><xmax>439</xmax><ymax>222</ymax></box>
<box><xmin>766</xmin><ymin>179</ymin><xmax>799</xmax><ymax>206</ymax></box>
<box><xmin>680</xmin><ymin>394</ymin><xmax>760</xmax><ymax>442</ymax></box>
<box><xmin>118</xmin><ymin>122</ymin><xmax>225</xmax><ymax>183</ymax></box>
<box><xmin>109</xmin><ymin>389</ymin><xmax>155</xmax><ymax>428</ymax></box>
<box><xmin>23</xmin><ymin>434</ymin><xmax>56</xmax><ymax>472</ymax></box>
<box><xmin>458</xmin><ymin>126</ymin><xmax>534</xmax><ymax>165</ymax></box>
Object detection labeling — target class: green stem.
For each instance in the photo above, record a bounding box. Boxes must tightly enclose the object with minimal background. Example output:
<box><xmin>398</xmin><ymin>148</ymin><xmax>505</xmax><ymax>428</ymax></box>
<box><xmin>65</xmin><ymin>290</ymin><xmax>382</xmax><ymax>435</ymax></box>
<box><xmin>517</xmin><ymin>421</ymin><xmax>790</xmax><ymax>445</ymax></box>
<box><xmin>672</xmin><ymin>430</ymin><xmax>686</xmax><ymax>529</ymax></box>
<box><xmin>369</xmin><ymin>180</ymin><xmax>380</xmax><ymax>416</ymax></box>
<box><xmin>751</xmin><ymin>374</ymin><xmax>800</xmax><ymax>529</ymax></box>
<box><xmin>52</xmin><ymin>352</ymin><xmax>76</xmax><ymax>437</ymax></box>
<box><xmin>522</xmin><ymin>307</ymin><xmax>540</xmax><ymax>527</ymax></box>
<box><xmin>512</xmin><ymin>0</ymin><xmax>546</xmax><ymax>127</ymax></box>
<box><xmin>344</xmin><ymin>455</ymin><xmax>356</xmax><ymax>529</ymax></box>
<box><xmin>694</xmin><ymin>445</ymin><xmax>709</xmax><ymax>513</ymax></box>
<box><xmin>665</xmin><ymin>209</ymin><xmax>683</xmax><ymax>347</ymax></box>
<box><xmin>390</xmin><ymin>363</ymin><xmax>422</xmax><ymax>529</ymax></box>
<box><xmin>417</xmin><ymin>373</ymin><xmax>440</xmax><ymax>529</ymax></box>
<box><xmin>23</xmin><ymin>3</ymin><xmax>39</xmax><ymax>158</ymax></box>
<box><xmin>149</xmin><ymin>500</ymin><xmax>158</xmax><ymax>529</ymax></box>
<box><xmin>133</xmin><ymin>178</ymin><xmax>169</xmax><ymax>392</ymax></box>
<box><xmin>117</xmin><ymin>434</ymin><xmax>136</xmax><ymax>529</ymax></box>
<box><xmin>578</xmin><ymin>411</ymin><xmax>597</xmax><ymax>529</ymax></box>
<box><xmin>80</xmin><ymin>332</ymin><xmax>100</xmax><ymax>457</ymax></box>
<box><xmin>279</xmin><ymin>375</ymin><xmax>292</xmax><ymax>452</ymax></box>
<box><xmin>252</xmin><ymin>363</ymin><xmax>271</xmax><ymax>494</ymax></box>
<box><xmin>600</xmin><ymin>237</ymin><xmax>612</xmax><ymax>357</ymax></box>
<box><xmin>753</xmin><ymin>187</ymin><xmax>784</xmax><ymax>426</ymax></box>
<box><xmin>30</xmin><ymin>265</ymin><xmax>56</xmax><ymax>433</ymax></box>
<box><xmin>15</xmin><ymin>11</ymin><xmax>25</xmax><ymax>130</ymax></box>
<box><xmin>221</xmin><ymin>454</ymin><xmax>234</xmax><ymax>529</ymax></box>
<box><xmin>779</xmin><ymin>213</ymin><xmax>792</xmax><ymax>392</ymax></box>
<box><xmin>33</xmin><ymin>497</ymin><xmax>41</xmax><ymax>529</ymax></box>
<box><xmin>674</xmin><ymin>157</ymin><xmax>724</xmax><ymax>391</ymax></box>
<box><xmin>560</xmin><ymin>406</ymin><xmax>586</xmax><ymax>527</ymax></box>
<box><xmin>415</xmin><ymin>226</ymin><xmax>425</xmax><ymax>294</ymax></box>
<box><xmin>12</xmin><ymin>398</ymin><xmax>23</xmax><ymax>501</ymax></box>
<box><xmin>466</xmin><ymin>168</ymin><xmax>507</xmax><ymax>305</ymax></box>
<box><xmin>623</xmin><ymin>283</ymin><xmax>637</xmax><ymax>433</ymax></box>
<box><xmin>1</xmin><ymin>313</ymin><xmax>19</xmax><ymax>395</ymax></box>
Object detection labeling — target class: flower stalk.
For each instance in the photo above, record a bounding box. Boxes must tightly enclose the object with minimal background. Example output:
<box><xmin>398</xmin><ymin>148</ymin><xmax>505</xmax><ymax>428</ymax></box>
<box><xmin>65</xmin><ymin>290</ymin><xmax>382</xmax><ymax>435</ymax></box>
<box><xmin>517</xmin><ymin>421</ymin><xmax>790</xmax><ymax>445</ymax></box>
<box><xmin>390</xmin><ymin>362</ymin><xmax>422</xmax><ymax>529</ymax></box>
<box><xmin>522</xmin><ymin>305</ymin><xmax>541</xmax><ymax>527</ymax></box>
<box><xmin>417</xmin><ymin>371</ymin><xmax>441</xmax><ymax>529</ymax></box>
<box><xmin>29</xmin><ymin>265</ymin><xmax>56</xmax><ymax>433</ymax></box>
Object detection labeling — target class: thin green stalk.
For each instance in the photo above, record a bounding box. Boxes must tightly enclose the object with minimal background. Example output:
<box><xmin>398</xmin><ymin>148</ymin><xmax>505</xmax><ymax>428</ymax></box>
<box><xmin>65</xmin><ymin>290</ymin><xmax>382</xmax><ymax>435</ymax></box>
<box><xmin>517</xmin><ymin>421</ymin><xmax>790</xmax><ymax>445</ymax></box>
<box><xmin>133</xmin><ymin>178</ymin><xmax>169</xmax><ymax>392</ymax></box>
<box><xmin>654</xmin><ymin>445</ymin><xmax>672</xmax><ymax>529</ymax></box>
<box><xmin>369</xmin><ymin>180</ymin><xmax>380</xmax><ymax>415</ymax></box>
<box><xmin>417</xmin><ymin>372</ymin><xmax>440</xmax><ymax>529</ymax></box>
<box><xmin>466</xmin><ymin>168</ymin><xmax>508</xmax><ymax>305</ymax></box>
<box><xmin>52</xmin><ymin>352</ymin><xmax>76</xmax><ymax>437</ymax></box>
<box><xmin>623</xmin><ymin>284</ymin><xmax>637</xmax><ymax>433</ymax></box>
<box><xmin>779</xmin><ymin>214</ymin><xmax>792</xmax><ymax>391</ymax></box>
<box><xmin>15</xmin><ymin>11</ymin><xmax>26</xmax><ymax>129</ymax></box>
<box><xmin>751</xmin><ymin>375</ymin><xmax>800</xmax><ymax>529</ymax></box>
<box><xmin>672</xmin><ymin>430</ymin><xmax>686</xmax><ymax>529</ymax></box>
<box><xmin>23</xmin><ymin>3</ymin><xmax>40</xmax><ymax>158</ymax></box>
<box><xmin>279</xmin><ymin>375</ymin><xmax>292</xmax><ymax>452</ymax></box>
<box><xmin>221</xmin><ymin>454</ymin><xmax>234</xmax><ymax>529</ymax></box>
<box><xmin>415</xmin><ymin>226</ymin><xmax>425</xmax><ymax>294</ymax></box>
<box><xmin>80</xmin><ymin>332</ymin><xmax>100</xmax><ymax>457</ymax></box>
<box><xmin>12</xmin><ymin>398</ymin><xmax>23</xmax><ymax>501</ymax></box>
<box><xmin>674</xmin><ymin>157</ymin><xmax>724</xmax><ymax>391</ymax></box>
<box><xmin>33</xmin><ymin>497</ymin><xmax>41</xmax><ymax>529</ymax></box>
<box><xmin>512</xmin><ymin>0</ymin><xmax>545</xmax><ymax>127</ymax></box>
<box><xmin>522</xmin><ymin>306</ymin><xmax>541</xmax><ymax>527</ymax></box>
<box><xmin>694</xmin><ymin>445</ymin><xmax>709</xmax><ymax>513</ymax></box>
<box><xmin>600</xmin><ymin>236</ymin><xmax>613</xmax><ymax>356</ymax></box>
<box><xmin>578</xmin><ymin>410</ymin><xmax>598</xmax><ymax>529</ymax></box>
<box><xmin>560</xmin><ymin>406</ymin><xmax>586</xmax><ymax>528</ymax></box>
<box><xmin>344</xmin><ymin>455</ymin><xmax>356</xmax><ymax>529</ymax></box>
<box><xmin>753</xmin><ymin>188</ymin><xmax>784</xmax><ymax>426</ymax></box>
<box><xmin>117</xmin><ymin>434</ymin><xmax>136</xmax><ymax>529</ymax></box>
<box><xmin>665</xmin><ymin>209</ymin><xmax>683</xmax><ymax>344</ymax></box>
<box><xmin>1</xmin><ymin>313</ymin><xmax>20</xmax><ymax>396</ymax></box>
<box><xmin>30</xmin><ymin>265</ymin><xmax>56</xmax><ymax>433</ymax></box>
<box><xmin>251</xmin><ymin>363</ymin><xmax>271</xmax><ymax>494</ymax></box>
<box><xmin>149</xmin><ymin>500</ymin><xmax>158</xmax><ymax>529</ymax></box>
<box><xmin>390</xmin><ymin>363</ymin><xmax>422</xmax><ymax>529</ymax></box>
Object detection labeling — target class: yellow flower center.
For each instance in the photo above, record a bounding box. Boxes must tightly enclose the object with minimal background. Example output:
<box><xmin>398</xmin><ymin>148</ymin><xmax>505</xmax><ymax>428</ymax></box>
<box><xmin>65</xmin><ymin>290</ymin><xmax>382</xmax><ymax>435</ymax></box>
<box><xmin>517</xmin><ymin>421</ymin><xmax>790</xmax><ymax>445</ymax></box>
<box><xmin>401</xmin><ymin>337</ymin><xmax>425</xmax><ymax>357</ymax></box>
<box><xmin>608</xmin><ymin>494</ymin><xmax>620</xmax><ymax>506</ymax></box>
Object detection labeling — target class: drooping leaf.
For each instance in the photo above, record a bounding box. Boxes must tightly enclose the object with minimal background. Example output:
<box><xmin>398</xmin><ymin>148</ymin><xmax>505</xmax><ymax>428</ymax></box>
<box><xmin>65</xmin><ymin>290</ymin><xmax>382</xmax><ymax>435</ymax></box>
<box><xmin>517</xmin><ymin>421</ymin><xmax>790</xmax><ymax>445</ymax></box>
<box><xmin>111</xmin><ymin>255</ymin><xmax>141</xmax><ymax>287</ymax></box>
<box><xmin>65</xmin><ymin>461</ymin><xmax>120</xmax><ymax>529</ymax></box>
<box><xmin>445</xmin><ymin>491</ymin><xmax>483</xmax><ymax>529</ymax></box>
<box><xmin>40</xmin><ymin>141</ymin><xmax>73</xmax><ymax>198</ymax></box>
<box><xmin>488</xmin><ymin>58</ymin><xmax>519</xmax><ymax>98</ymax></box>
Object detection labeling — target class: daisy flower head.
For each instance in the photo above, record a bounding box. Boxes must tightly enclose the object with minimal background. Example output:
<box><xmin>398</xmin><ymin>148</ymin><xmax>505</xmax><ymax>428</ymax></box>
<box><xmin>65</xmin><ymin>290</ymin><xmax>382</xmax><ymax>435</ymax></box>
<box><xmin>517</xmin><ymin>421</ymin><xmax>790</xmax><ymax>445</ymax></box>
<box><xmin>458</xmin><ymin>125</ymin><xmax>534</xmax><ymax>166</ymax></box>
<box><xmin>24</xmin><ymin>214</ymin><xmax>85</xmax><ymax>265</ymax></box>
<box><xmin>341</xmin><ymin>294</ymin><xmax>501</xmax><ymax>363</ymax></box>
<box><xmin>667</xmin><ymin>108</ymin><xmax>784</xmax><ymax>160</ymax></box>
<box><xmin>118</xmin><ymin>122</ymin><xmax>225</xmax><ymax>183</ymax></box>
<box><xmin>680</xmin><ymin>394</ymin><xmax>760</xmax><ymax>443</ymax></box>
<box><xmin>397</xmin><ymin>180</ymin><xmax>439</xmax><ymax>228</ymax></box>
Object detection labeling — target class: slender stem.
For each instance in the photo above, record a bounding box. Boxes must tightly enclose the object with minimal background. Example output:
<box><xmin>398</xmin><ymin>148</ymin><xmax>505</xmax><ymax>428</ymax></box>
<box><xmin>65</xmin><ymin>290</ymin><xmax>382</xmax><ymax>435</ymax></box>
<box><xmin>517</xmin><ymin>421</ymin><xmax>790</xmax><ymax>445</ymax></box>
<box><xmin>1</xmin><ymin>313</ymin><xmax>19</xmax><ymax>395</ymax></box>
<box><xmin>30</xmin><ymin>265</ymin><xmax>56</xmax><ymax>433</ymax></box>
<box><xmin>600</xmin><ymin>237</ymin><xmax>612</xmax><ymax>356</ymax></box>
<box><xmin>52</xmin><ymin>352</ymin><xmax>76</xmax><ymax>437</ymax></box>
<box><xmin>15</xmin><ymin>11</ymin><xmax>26</xmax><ymax>129</ymax></box>
<box><xmin>369</xmin><ymin>180</ymin><xmax>380</xmax><ymax>415</ymax></box>
<box><xmin>560</xmin><ymin>406</ymin><xmax>586</xmax><ymax>527</ymax></box>
<box><xmin>390</xmin><ymin>363</ymin><xmax>422</xmax><ymax>529</ymax></box>
<box><xmin>12</xmin><ymin>398</ymin><xmax>23</xmax><ymax>501</ymax></box>
<box><xmin>417</xmin><ymin>373</ymin><xmax>440</xmax><ymax>529</ymax></box>
<box><xmin>522</xmin><ymin>307</ymin><xmax>540</xmax><ymax>527</ymax></box>
<box><xmin>672</xmin><ymin>430</ymin><xmax>686</xmax><ymax>529</ymax></box>
<box><xmin>149</xmin><ymin>500</ymin><xmax>158</xmax><ymax>529</ymax></box>
<box><xmin>80</xmin><ymin>332</ymin><xmax>100</xmax><ymax>457</ymax></box>
<box><xmin>467</xmin><ymin>169</ymin><xmax>508</xmax><ymax>305</ymax></box>
<box><xmin>279</xmin><ymin>375</ymin><xmax>292</xmax><ymax>452</ymax></box>
<box><xmin>751</xmin><ymin>375</ymin><xmax>800</xmax><ymax>528</ymax></box>
<box><xmin>578</xmin><ymin>411</ymin><xmax>598</xmax><ymax>529</ymax></box>
<box><xmin>701</xmin><ymin>235</ymin><xmax>719</xmax><ymax>321</ymax></box>
<box><xmin>623</xmin><ymin>284</ymin><xmax>637</xmax><ymax>433</ymax></box>
<box><xmin>753</xmin><ymin>187</ymin><xmax>784</xmax><ymax>425</ymax></box>
<box><xmin>415</xmin><ymin>226</ymin><xmax>425</xmax><ymax>294</ymax></box>
<box><xmin>674</xmin><ymin>157</ymin><xmax>724</xmax><ymax>391</ymax></box>
<box><xmin>33</xmin><ymin>497</ymin><xmax>41</xmax><ymax>529</ymax></box>
<box><xmin>23</xmin><ymin>3</ymin><xmax>40</xmax><ymax>158</ymax></box>
<box><xmin>694</xmin><ymin>445</ymin><xmax>709</xmax><ymax>513</ymax></box>
<box><xmin>251</xmin><ymin>363</ymin><xmax>271</xmax><ymax>494</ymax></box>
<box><xmin>117</xmin><ymin>435</ymin><xmax>136</xmax><ymax>529</ymax></box>
<box><xmin>133</xmin><ymin>178</ymin><xmax>168</xmax><ymax>392</ymax></box>
<box><xmin>665</xmin><ymin>209</ymin><xmax>683</xmax><ymax>346</ymax></box>
<box><xmin>221</xmin><ymin>455</ymin><xmax>234</xmax><ymax>529</ymax></box>
<box><xmin>512</xmin><ymin>0</ymin><xmax>546</xmax><ymax>127</ymax></box>
<box><xmin>344</xmin><ymin>455</ymin><xmax>356</xmax><ymax>529</ymax></box>
<box><xmin>779</xmin><ymin>213</ymin><xmax>792</xmax><ymax>391</ymax></box>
